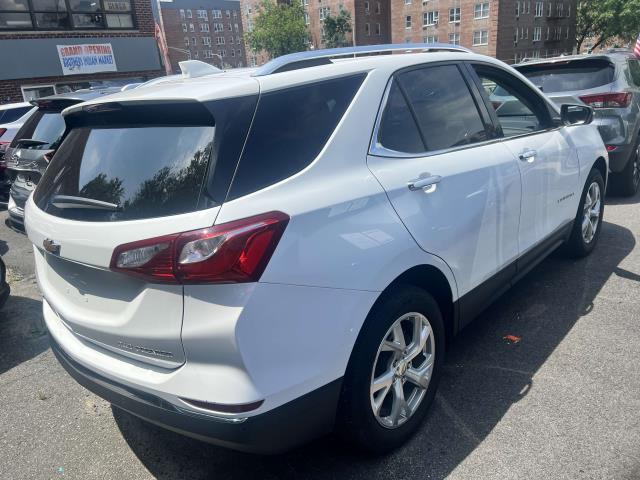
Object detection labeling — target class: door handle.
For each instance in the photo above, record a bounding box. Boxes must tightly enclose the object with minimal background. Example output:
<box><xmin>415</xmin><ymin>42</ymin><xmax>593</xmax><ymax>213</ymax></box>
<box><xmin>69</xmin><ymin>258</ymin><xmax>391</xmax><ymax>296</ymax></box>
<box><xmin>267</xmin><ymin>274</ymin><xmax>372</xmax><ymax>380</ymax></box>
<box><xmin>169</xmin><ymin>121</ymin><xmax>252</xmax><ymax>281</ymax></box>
<box><xmin>407</xmin><ymin>174</ymin><xmax>442</xmax><ymax>192</ymax></box>
<box><xmin>519</xmin><ymin>150</ymin><xmax>537</xmax><ymax>162</ymax></box>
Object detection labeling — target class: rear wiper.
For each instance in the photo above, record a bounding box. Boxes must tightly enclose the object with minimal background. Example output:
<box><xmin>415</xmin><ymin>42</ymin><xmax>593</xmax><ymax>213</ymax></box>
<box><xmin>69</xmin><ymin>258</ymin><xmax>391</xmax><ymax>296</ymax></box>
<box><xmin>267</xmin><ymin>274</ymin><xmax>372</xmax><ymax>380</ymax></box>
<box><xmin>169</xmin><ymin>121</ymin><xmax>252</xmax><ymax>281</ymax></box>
<box><xmin>51</xmin><ymin>195</ymin><xmax>121</xmax><ymax>211</ymax></box>
<box><xmin>14</xmin><ymin>138</ymin><xmax>48</xmax><ymax>148</ymax></box>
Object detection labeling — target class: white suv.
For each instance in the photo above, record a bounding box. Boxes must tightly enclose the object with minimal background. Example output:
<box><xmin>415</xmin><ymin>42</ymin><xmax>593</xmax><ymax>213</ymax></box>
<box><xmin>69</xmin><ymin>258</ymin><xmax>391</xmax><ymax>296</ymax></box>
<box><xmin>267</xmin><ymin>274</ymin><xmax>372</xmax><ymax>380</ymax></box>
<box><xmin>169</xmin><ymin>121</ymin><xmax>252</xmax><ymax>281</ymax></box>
<box><xmin>26</xmin><ymin>45</ymin><xmax>607</xmax><ymax>454</ymax></box>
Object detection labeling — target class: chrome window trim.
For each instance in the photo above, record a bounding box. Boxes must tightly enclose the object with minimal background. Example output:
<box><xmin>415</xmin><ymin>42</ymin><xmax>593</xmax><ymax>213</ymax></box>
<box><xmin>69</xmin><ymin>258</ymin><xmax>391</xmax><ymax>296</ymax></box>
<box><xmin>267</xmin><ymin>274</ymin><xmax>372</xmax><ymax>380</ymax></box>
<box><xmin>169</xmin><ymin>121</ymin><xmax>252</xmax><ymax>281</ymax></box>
<box><xmin>369</xmin><ymin>64</ymin><xmax>564</xmax><ymax>159</ymax></box>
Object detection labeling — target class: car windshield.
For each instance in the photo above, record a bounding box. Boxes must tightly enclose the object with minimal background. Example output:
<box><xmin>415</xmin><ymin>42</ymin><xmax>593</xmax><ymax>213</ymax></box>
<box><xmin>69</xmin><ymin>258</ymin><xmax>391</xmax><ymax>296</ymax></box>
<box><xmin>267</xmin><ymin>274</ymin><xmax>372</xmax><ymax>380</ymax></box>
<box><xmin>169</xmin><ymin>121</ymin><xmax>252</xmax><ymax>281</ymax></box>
<box><xmin>517</xmin><ymin>59</ymin><xmax>615</xmax><ymax>93</ymax></box>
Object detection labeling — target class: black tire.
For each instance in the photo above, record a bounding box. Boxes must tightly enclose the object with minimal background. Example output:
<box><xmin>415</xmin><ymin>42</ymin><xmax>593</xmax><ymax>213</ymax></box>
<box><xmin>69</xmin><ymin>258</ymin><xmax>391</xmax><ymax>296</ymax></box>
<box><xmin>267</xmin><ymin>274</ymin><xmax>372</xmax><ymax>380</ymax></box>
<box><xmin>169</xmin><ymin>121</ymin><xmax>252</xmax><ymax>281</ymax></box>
<box><xmin>337</xmin><ymin>285</ymin><xmax>445</xmax><ymax>453</ymax></box>
<box><xmin>610</xmin><ymin>141</ymin><xmax>640</xmax><ymax>196</ymax></box>
<box><xmin>564</xmin><ymin>168</ymin><xmax>605</xmax><ymax>258</ymax></box>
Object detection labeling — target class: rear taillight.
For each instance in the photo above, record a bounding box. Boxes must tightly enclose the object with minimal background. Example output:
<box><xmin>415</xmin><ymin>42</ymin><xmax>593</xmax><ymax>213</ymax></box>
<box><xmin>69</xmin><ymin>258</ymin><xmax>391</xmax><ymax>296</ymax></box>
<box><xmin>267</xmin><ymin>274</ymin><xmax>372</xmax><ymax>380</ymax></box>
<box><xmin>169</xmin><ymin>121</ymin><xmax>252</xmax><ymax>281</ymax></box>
<box><xmin>43</xmin><ymin>151</ymin><xmax>54</xmax><ymax>163</ymax></box>
<box><xmin>0</xmin><ymin>128</ymin><xmax>6</xmax><ymax>139</ymax></box>
<box><xmin>579</xmin><ymin>92</ymin><xmax>632</xmax><ymax>109</ymax></box>
<box><xmin>110</xmin><ymin>211</ymin><xmax>289</xmax><ymax>284</ymax></box>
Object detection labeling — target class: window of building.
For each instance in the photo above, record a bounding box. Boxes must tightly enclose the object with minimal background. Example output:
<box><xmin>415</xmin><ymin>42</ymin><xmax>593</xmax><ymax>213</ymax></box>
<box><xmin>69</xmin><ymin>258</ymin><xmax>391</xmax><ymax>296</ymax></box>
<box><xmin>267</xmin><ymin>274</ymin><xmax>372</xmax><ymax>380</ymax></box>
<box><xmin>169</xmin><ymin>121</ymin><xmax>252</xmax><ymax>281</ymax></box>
<box><xmin>473</xmin><ymin>30</ymin><xmax>488</xmax><ymax>45</ymax></box>
<box><xmin>557</xmin><ymin>3</ymin><xmax>563</xmax><ymax>16</ymax></box>
<box><xmin>535</xmin><ymin>1</ymin><xmax>543</xmax><ymax>17</ymax></box>
<box><xmin>546</xmin><ymin>26</ymin><xmax>549</xmax><ymax>39</ymax></box>
<box><xmin>514</xmin><ymin>28</ymin><xmax>518</xmax><ymax>45</ymax></box>
<box><xmin>225</xmin><ymin>9</ymin><xmax>230</xmax><ymax>17</ymax></box>
<box><xmin>365</xmin><ymin>22</ymin><xmax>370</xmax><ymax>35</ymax></box>
<box><xmin>423</xmin><ymin>10</ymin><xmax>437</xmax><ymax>26</ymax></box>
<box><xmin>449</xmin><ymin>32</ymin><xmax>460</xmax><ymax>45</ymax></box>
<box><xmin>0</xmin><ymin>0</ymin><xmax>135</xmax><ymax>30</ymax></box>
<box><xmin>449</xmin><ymin>7</ymin><xmax>460</xmax><ymax>23</ymax></box>
<box><xmin>547</xmin><ymin>2</ymin><xmax>552</xmax><ymax>16</ymax></box>
<box><xmin>319</xmin><ymin>6</ymin><xmax>330</xmax><ymax>20</ymax></box>
<box><xmin>184</xmin><ymin>36</ymin><xmax>189</xmax><ymax>47</ymax></box>
<box><xmin>203</xmin><ymin>36</ymin><xmax>211</xmax><ymax>45</ymax></box>
<box><xmin>234</xmin><ymin>23</ymin><xmax>238</xmax><ymax>31</ymax></box>
<box><xmin>304</xmin><ymin>11</ymin><xmax>309</xmax><ymax>24</ymax></box>
<box><xmin>186</xmin><ymin>9</ymin><xmax>192</xmax><ymax>18</ymax></box>
<box><xmin>220</xmin><ymin>49</ymin><xmax>226</xmax><ymax>56</ymax></box>
<box><xmin>180</xmin><ymin>9</ymin><xmax>185</xmax><ymax>19</ymax></box>
<box><xmin>200</xmin><ymin>23</ymin><xmax>209</xmax><ymax>32</ymax></box>
<box><xmin>193</xmin><ymin>50</ymin><xmax>199</xmax><ymax>58</ymax></box>
<box><xmin>515</xmin><ymin>1</ymin><xmax>519</xmax><ymax>16</ymax></box>
<box><xmin>227</xmin><ymin>22</ymin><xmax>232</xmax><ymax>30</ymax></box>
<box><xmin>197</xmin><ymin>9</ymin><xmax>207</xmax><ymax>20</ymax></box>
<box><xmin>375</xmin><ymin>2</ymin><xmax>380</xmax><ymax>14</ymax></box>
<box><xmin>233</xmin><ymin>10</ymin><xmax>237</xmax><ymax>18</ymax></box>
<box><xmin>364</xmin><ymin>1</ymin><xmax>369</xmax><ymax>13</ymax></box>
<box><xmin>474</xmin><ymin>2</ymin><xmax>489</xmax><ymax>19</ymax></box>
<box><xmin>191</xmin><ymin>36</ymin><xmax>196</xmax><ymax>45</ymax></box>
<box><xmin>375</xmin><ymin>22</ymin><xmax>380</xmax><ymax>35</ymax></box>
<box><xmin>189</xmin><ymin>23</ymin><xmax>194</xmax><ymax>32</ymax></box>
<box><xmin>533</xmin><ymin>26</ymin><xmax>541</xmax><ymax>41</ymax></box>
<box><xmin>423</xmin><ymin>35</ymin><xmax>437</xmax><ymax>43</ymax></box>
<box><xmin>405</xmin><ymin>15</ymin><xmax>411</xmax><ymax>28</ymax></box>
<box><xmin>404</xmin><ymin>0</ymin><xmax>411</xmax><ymax>4</ymax></box>
<box><xmin>217</xmin><ymin>36</ymin><xmax>225</xmax><ymax>44</ymax></box>
<box><xmin>182</xmin><ymin>23</ymin><xmax>187</xmax><ymax>32</ymax></box>
<box><xmin>213</xmin><ymin>9</ymin><xmax>221</xmax><ymax>18</ymax></box>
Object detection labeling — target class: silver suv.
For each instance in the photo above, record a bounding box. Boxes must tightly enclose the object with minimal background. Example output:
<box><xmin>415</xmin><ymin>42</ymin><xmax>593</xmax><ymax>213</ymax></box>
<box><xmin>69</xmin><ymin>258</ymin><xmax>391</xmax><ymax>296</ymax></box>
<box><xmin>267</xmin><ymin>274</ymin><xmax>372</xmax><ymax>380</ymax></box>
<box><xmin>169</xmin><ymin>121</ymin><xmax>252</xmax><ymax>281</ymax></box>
<box><xmin>515</xmin><ymin>52</ymin><xmax>640</xmax><ymax>196</ymax></box>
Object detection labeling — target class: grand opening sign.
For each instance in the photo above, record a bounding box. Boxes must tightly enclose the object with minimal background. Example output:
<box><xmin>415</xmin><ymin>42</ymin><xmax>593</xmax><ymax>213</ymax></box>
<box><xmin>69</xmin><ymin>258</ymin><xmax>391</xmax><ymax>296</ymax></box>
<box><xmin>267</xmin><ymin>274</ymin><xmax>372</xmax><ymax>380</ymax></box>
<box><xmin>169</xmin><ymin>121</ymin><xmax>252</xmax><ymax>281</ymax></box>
<box><xmin>57</xmin><ymin>44</ymin><xmax>117</xmax><ymax>76</ymax></box>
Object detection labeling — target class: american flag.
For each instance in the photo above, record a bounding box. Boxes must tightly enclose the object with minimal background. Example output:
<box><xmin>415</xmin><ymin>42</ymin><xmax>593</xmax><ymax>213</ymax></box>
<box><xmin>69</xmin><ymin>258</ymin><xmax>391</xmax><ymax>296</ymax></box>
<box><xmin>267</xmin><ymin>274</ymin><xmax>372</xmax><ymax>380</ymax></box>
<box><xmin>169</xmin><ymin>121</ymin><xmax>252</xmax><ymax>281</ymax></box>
<box><xmin>635</xmin><ymin>33</ymin><xmax>640</xmax><ymax>58</ymax></box>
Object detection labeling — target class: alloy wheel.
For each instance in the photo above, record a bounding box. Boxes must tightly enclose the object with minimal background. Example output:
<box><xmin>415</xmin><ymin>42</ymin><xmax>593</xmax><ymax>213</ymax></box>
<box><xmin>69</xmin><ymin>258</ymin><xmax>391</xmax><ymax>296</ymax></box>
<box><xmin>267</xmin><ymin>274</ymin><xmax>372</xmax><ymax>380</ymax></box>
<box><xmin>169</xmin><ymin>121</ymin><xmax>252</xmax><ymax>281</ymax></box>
<box><xmin>582</xmin><ymin>181</ymin><xmax>601</xmax><ymax>244</ymax></box>
<box><xmin>370</xmin><ymin>312</ymin><xmax>435</xmax><ymax>428</ymax></box>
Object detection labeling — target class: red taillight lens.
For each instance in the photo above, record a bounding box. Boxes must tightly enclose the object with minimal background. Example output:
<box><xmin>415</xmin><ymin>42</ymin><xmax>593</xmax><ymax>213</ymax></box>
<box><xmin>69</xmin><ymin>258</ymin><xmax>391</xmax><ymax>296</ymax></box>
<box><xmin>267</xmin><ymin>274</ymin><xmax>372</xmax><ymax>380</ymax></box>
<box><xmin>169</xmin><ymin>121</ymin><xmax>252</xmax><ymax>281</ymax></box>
<box><xmin>606</xmin><ymin>145</ymin><xmax>617</xmax><ymax>152</ymax></box>
<box><xmin>0</xmin><ymin>128</ymin><xmax>6</xmax><ymax>139</ymax></box>
<box><xmin>579</xmin><ymin>92</ymin><xmax>632</xmax><ymax>109</ymax></box>
<box><xmin>110</xmin><ymin>211</ymin><xmax>289</xmax><ymax>284</ymax></box>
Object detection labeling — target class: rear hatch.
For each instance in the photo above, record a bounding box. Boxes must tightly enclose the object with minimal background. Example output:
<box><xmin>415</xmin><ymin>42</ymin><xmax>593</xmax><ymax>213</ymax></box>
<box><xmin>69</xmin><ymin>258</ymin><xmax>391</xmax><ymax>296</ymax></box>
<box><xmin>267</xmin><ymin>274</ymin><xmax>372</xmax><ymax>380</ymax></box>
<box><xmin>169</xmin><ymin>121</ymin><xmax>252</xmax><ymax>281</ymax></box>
<box><xmin>516</xmin><ymin>57</ymin><xmax>617</xmax><ymax>106</ymax></box>
<box><xmin>26</xmin><ymin>92</ymin><xmax>259</xmax><ymax>368</ymax></box>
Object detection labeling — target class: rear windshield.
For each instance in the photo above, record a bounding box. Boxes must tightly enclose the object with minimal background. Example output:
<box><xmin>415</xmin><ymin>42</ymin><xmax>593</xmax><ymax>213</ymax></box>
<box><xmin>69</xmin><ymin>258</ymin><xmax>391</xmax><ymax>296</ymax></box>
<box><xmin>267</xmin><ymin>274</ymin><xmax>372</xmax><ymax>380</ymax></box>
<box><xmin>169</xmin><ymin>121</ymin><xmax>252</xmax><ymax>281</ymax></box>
<box><xmin>34</xmin><ymin>126</ymin><xmax>215</xmax><ymax>222</ymax></box>
<box><xmin>517</xmin><ymin>59</ymin><xmax>615</xmax><ymax>93</ymax></box>
<box><xmin>0</xmin><ymin>106</ymin><xmax>31</xmax><ymax>124</ymax></box>
<box><xmin>10</xmin><ymin>110</ymin><xmax>66</xmax><ymax>150</ymax></box>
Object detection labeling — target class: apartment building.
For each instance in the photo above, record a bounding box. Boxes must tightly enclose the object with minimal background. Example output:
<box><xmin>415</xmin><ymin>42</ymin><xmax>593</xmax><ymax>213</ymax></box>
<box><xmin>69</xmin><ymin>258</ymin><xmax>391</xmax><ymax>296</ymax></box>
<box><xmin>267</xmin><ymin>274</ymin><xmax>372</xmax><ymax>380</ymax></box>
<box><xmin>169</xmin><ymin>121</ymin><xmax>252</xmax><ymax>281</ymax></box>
<box><xmin>240</xmin><ymin>0</ymin><xmax>391</xmax><ymax>66</ymax></box>
<box><xmin>0</xmin><ymin>0</ymin><xmax>163</xmax><ymax>103</ymax></box>
<box><xmin>391</xmin><ymin>0</ymin><xmax>577</xmax><ymax>64</ymax></box>
<box><xmin>161</xmin><ymin>0</ymin><xmax>245</xmax><ymax>72</ymax></box>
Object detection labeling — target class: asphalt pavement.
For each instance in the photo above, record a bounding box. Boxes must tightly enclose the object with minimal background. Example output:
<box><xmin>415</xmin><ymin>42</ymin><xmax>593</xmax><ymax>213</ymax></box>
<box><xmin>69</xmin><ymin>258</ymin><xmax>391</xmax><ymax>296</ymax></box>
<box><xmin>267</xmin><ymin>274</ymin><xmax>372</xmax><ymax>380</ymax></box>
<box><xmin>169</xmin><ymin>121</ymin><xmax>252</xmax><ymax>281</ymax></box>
<box><xmin>1</xmin><ymin>194</ymin><xmax>640</xmax><ymax>480</ymax></box>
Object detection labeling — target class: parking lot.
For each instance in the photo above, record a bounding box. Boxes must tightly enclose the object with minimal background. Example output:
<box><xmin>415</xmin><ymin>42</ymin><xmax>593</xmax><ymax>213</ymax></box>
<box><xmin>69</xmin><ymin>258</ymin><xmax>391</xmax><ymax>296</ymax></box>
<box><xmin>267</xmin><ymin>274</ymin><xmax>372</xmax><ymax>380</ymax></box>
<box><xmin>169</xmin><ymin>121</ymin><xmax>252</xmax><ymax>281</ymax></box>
<box><xmin>1</xmin><ymin>193</ymin><xmax>640</xmax><ymax>480</ymax></box>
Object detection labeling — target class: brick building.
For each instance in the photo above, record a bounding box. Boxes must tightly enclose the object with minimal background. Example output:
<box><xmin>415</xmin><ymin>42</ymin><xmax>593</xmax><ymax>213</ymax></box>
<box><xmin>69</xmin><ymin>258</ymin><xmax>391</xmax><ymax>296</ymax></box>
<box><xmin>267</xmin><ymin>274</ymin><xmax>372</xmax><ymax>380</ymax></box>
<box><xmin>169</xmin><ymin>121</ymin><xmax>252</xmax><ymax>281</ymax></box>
<box><xmin>391</xmin><ymin>0</ymin><xmax>577</xmax><ymax>64</ymax></box>
<box><xmin>0</xmin><ymin>0</ymin><xmax>165</xmax><ymax>104</ymax></box>
<box><xmin>160</xmin><ymin>0</ymin><xmax>245</xmax><ymax>71</ymax></box>
<box><xmin>240</xmin><ymin>0</ymin><xmax>391</xmax><ymax>67</ymax></box>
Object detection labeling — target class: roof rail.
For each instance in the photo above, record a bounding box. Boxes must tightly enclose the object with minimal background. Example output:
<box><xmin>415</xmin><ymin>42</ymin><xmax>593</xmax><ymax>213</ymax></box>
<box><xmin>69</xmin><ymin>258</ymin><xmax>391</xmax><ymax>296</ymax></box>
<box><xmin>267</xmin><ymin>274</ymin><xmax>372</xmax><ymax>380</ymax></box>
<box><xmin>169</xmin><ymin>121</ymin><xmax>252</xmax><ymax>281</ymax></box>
<box><xmin>253</xmin><ymin>43</ymin><xmax>472</xmax><ymax>76</ymax></box>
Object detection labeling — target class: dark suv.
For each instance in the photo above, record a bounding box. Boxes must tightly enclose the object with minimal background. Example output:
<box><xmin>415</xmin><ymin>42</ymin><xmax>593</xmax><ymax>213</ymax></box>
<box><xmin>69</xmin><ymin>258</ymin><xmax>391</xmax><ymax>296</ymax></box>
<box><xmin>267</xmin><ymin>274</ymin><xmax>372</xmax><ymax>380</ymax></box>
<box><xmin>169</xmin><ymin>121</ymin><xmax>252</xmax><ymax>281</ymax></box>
<box><xmin>4</xmin><ymin>89</ymin><xmax>120</xmax><ymax>230</ymax></box>
<box><xmin>515</xmin><ymin>52</ymin><xmax>640</xmax><ymax>196</ymax></box>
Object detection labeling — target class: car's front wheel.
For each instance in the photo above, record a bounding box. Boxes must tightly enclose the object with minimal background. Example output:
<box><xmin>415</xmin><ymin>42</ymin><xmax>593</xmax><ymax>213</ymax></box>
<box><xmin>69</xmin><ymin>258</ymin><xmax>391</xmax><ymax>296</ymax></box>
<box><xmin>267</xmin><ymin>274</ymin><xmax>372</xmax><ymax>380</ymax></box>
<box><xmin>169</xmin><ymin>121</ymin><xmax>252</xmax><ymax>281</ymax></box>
<box><xmin>338</xmin><ymin>286</ymin><xmax>445</xmax><ymax>453</ymax></box>
<box><xmin>564</xmin><ymin>167</ymin><xmax>605</xmax><ymax>258</ymax></box>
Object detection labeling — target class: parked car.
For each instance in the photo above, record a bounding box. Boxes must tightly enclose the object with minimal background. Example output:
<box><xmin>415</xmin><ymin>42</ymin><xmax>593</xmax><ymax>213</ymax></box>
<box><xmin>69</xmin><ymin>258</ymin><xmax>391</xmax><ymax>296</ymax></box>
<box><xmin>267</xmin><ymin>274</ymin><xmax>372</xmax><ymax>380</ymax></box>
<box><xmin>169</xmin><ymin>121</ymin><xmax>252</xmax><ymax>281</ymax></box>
<box><xmin>25</xmin><ymin>46</ymin><xmax>607</xmax><ymax>454</ymax></box>
<box><xmin>514</xmin><ymin>52</ymin><xmax>640</xmax><ymax>195</ymax></box>
<box><xmin>0</xmin><ymin>256</ymin><xmax>8</xmax><ymax>309</ymax></box>
<box><xmin>4</xmin><ymin>88</ymin><xmax>121</xmax><ymax>230</ymax></box>
<box><xmin>0</xmin><ymin>103</ymin><xmax>36</xmax><ymax>200</ymax></box>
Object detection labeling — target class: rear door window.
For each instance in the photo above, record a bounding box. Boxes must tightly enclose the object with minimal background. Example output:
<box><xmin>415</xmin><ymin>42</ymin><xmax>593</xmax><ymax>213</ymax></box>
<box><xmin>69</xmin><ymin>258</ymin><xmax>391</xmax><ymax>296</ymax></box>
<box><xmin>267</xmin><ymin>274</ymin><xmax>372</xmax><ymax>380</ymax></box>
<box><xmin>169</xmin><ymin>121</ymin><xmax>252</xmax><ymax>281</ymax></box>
<box><xmin>517</xmin><ymin>59</ymin><xmax>615</xmax><ymax>93</ymax></box>
<box><xmin>0</xmin><ymin>106</ymin><xmax>31</xmax><ymax>123</ymax></box>
<box><xmin>377</xmin><ymin>80</ymin><xmax>425</xmax><ymax>153</ymax></box>
<box><xmin>227</xmin><ymin>73</ymin><xmax>366</xmax><ymax>200</ymax></box>
<box><xmin>395</xmin><ymin>64</ymin><xmax>488</xmax><ymax>152</ymax></box>
<box><xmin>34</xmin><ymin>125</ymin><xmax>215</xmax><ymax>221</ymax></box>
<box><xmin>628</xmin><ymin>60</ymin><xmax>640</xmax><ymax>87</ymax></box>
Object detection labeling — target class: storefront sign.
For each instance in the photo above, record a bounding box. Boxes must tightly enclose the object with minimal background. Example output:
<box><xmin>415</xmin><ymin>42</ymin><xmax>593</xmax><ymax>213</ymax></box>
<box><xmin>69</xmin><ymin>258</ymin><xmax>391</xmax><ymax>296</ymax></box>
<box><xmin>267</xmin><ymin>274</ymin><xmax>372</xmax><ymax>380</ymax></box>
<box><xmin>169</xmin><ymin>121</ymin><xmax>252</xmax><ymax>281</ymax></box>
<box><xmin>56</xmin><ymin>44</ymin><xmax>117</xmax><ymax>75</ymax></box>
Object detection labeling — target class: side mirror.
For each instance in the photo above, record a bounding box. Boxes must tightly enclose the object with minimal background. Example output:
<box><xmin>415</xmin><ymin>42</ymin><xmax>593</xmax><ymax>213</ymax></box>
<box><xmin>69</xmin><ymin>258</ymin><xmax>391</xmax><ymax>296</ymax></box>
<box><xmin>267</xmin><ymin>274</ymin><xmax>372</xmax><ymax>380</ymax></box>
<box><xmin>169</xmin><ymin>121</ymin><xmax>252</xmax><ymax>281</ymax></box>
<box><xmin>561</xmin><ymin>104</ymin><xmax>593</xmax><ymax>126</ymax></box>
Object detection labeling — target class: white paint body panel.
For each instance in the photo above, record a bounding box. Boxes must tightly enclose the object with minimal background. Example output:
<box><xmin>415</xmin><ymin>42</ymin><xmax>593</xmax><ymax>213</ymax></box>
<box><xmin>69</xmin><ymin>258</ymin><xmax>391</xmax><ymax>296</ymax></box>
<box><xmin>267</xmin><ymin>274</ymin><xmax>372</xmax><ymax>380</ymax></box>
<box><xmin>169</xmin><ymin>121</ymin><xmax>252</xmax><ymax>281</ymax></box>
<box><xmin>26</xmin><ymin>50</ymin><xmax>607</xmax><ymax>419</ymax></box>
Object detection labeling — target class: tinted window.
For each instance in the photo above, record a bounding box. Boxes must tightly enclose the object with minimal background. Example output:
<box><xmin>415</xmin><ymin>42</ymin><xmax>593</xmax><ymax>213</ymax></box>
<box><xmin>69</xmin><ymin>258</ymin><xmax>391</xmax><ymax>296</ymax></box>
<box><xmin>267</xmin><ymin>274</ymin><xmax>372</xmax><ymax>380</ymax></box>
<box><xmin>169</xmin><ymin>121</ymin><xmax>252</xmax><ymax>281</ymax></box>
<box><xmin>228</xmin><ymin>74</ymin><xmax>365</xmax><ymax>200</ymax></box>
<box><xmin>0</xmin><ymin>106</ymin><xmax>31</xmax><ymax>123</ymax></box>
<box><xmin>377</xmin><ymin>81</ymin><xmax>424</xmax><ymax>153</ymax></box>
<box><xmin>11</xmin><ymin>110</ymin><xmax>66</xmax><ymax>150</ymax></box>
<box><xmin>517</xmin><ymin>59</ymin><xmax>615</xmax><ymax>93</ymax></box>
<box><xmin>628</xmin><ymin>60</ymin><xmax>640</xmax><ymax>87</ymax></box>
<box><xmin>34</xmin><ymin>126</ymin><xmax>214</xmax><ymax>221</ymax></box>
<box><xmin>474</xmin><ymin>66</ymin><xmax>547</xmax><ymax>137</ymax></box>
<box><xmin>397</xmin><ymin>65</ymin><xmax>487</xmax><ymax>152</ymax></box>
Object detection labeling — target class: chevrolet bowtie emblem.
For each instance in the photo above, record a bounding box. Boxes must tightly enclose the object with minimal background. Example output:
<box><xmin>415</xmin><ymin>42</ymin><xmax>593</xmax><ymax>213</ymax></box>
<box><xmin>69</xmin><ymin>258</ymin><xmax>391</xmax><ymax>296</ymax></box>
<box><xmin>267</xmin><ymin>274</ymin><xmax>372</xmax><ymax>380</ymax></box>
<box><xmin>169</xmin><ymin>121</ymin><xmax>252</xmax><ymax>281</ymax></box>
<box><xmin>43</xmin><ymin>238</ymin><xmax>61</xmax><ymax>255</ymax></box>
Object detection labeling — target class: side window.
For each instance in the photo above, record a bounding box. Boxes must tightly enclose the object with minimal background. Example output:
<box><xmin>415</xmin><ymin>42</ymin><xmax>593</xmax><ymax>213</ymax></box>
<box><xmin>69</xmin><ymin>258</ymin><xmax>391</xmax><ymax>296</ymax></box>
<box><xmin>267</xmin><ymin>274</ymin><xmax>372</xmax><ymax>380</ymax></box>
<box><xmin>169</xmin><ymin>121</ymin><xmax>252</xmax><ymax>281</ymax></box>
<box><xmin>228</xmin><ymin>73</ymin><xmax>366</xmax><ymax>200</ymax></box>
<box><xmin>473</xmin><ymin>65</ymin><xmax>548</xmax><ymax>138</ymax></box>
<box><xmin>628</xmin><ymin>60</ymin><xmax>640</xmax><ymax>87</ymax></box>
<box><xmin>1</xmin><ymin>106</ymin><xmax>31</xmax><ymax>123</ymax></box>
<box><xmin>397</xmin><ymin>65</ymin><xmax>488</xmax><ymax>152</ymax></box>
<box><xmin>377</xmin><ymin>81</ymin><xmax>425</xmax><ymax>153</ymax></box>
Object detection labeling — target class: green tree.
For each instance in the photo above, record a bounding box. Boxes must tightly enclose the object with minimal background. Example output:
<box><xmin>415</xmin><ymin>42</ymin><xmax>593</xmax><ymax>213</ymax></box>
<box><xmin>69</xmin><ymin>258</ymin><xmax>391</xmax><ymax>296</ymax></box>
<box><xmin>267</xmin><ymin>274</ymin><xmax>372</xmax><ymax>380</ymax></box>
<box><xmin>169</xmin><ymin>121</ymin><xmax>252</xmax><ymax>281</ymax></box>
<box><xmin>245</xmin><ymin>0</ymin><xmax>308</xmax><ymax>59</ymax></box>
<box><xmin>576</xmin><ymin>0</ymin><xmax>640</xmax><ymax>53</ymax></box>
<box><xmin>322</xmin><ymin>8</ymin><xmax>353</xmax><ymax>48</ymax></box>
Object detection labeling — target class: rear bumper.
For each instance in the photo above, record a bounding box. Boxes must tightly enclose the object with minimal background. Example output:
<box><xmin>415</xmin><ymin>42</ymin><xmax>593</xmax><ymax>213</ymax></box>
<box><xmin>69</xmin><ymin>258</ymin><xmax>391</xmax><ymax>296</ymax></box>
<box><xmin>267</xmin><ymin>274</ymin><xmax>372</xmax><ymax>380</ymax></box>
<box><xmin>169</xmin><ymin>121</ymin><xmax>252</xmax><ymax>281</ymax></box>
<box><xmin>51</xmin><ymin>335</ymin><xmax>342</xmax><ymax>454</ymax></box>
<box><xmin>607</xmin><ymin>144</ymin><xmax>633</xmax><ymax>173</ymax></box>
